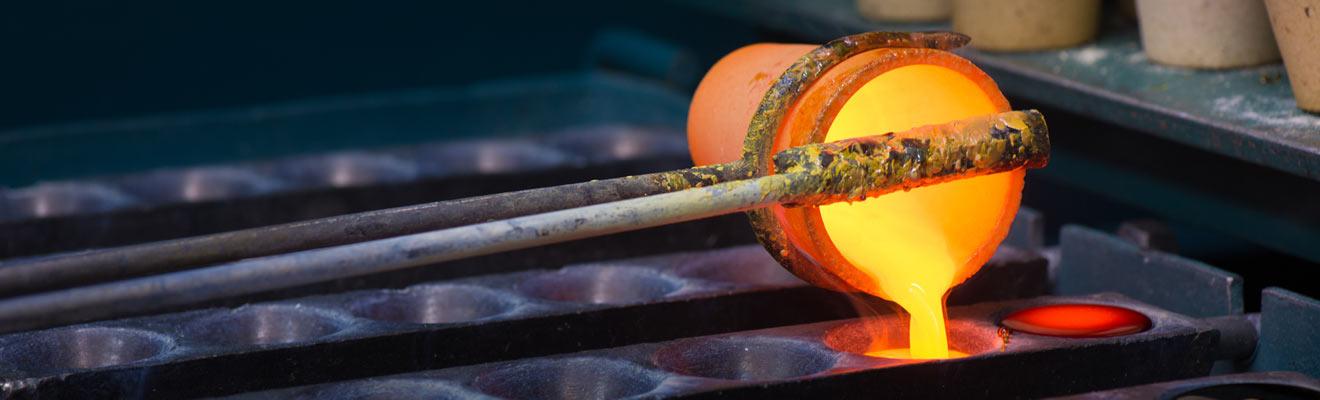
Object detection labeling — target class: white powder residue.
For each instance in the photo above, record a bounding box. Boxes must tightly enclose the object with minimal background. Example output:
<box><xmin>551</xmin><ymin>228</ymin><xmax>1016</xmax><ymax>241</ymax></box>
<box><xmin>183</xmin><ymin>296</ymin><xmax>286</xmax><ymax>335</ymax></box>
<box><xmin>1213</xmin><ymin>94</ymin><xmax>1320</xmax><ymax>129</ymax></box>
<box><xmin>1073</xmin><ymin>47</ymin><xmax>1108</xmax><ymax>65</ymax></box>
<box><xmin>1126</xmin><ymin>52</ymin><xmax>1147</xmax><ymax>65</ymax></box>
<box><xmin>1057</xmin><ymin>46</ymin><xmax>1109</xmax><ymax>65</ymax></box>
<box><xmin>1213</xmin><ymin>95</ymin><xmax>1246</xmax><ymax>112</ymax></box>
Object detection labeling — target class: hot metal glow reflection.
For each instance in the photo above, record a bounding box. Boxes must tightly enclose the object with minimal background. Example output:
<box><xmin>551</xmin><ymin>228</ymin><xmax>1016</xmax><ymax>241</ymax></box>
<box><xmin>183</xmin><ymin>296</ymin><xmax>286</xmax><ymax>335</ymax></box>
<box><xmin>1001</xmin><ymin>304</ymin><xmax>1152</xmax><ymax>338</ymax></box>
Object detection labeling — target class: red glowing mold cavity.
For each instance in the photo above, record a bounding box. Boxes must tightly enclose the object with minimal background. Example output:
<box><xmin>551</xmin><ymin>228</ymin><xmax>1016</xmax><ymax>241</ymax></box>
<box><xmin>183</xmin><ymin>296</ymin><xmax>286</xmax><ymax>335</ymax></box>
<box><xmin>1000</xmin><ymin>303</ymin><xmax>1152</xmax><ymax>338</ymax></box>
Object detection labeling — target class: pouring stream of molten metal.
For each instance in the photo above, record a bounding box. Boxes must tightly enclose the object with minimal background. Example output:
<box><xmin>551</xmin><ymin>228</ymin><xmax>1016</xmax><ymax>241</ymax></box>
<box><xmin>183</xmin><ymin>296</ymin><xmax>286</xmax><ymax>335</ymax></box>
<box><xmin>820</xmin><ymin>65</ymin><xmax>1019</xmax><ymax>359</ymax></box>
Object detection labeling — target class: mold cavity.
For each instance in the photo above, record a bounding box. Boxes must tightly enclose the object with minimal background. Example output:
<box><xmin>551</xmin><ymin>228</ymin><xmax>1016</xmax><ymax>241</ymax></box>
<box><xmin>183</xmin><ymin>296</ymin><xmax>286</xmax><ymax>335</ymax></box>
<box><xmin>474</xmin><ymin>357</ymin><xmax>664</xmax><ymax>400</ymax></box>
<box><xmin>119</xmin><ymin>167</ymin><xmax>282</xmax><ymax>203</ymax></box>
<box><xmin>0</xmin><ymin>327</ymin><xmax>172</xmax><ymax>375</ymax></box>
<box><xmin>653</xmin><ymin>336</ymin><xmax>836</xmax><ymax>381</ymax></box>
<box><xmin>546</xmin><ymin>126</ymin><xmax>687</xmax><ymax>163</ymax></box>
<box><xmin>415</xmin><ymin>140</ymin><xmax>571</xmax><ymax>176</ymax></box>
<box><xmin>673</xmin><ymin>246</ymin><xmax>803</xmax><ymax>286</ymax></box>
<box><xmin>3</xmin><ymin>183</ymin><xmax>136</xmax><ymax>219</ymax></box>
<box><xmin>347</xmin><ymin>285</ymin><xmax>515</xmax><ymax>324</ymax></box>
<box><xmin>999</xmin><ymin>303</ymin><xmax>1151</xmax><ymax>338</ymax></box>
<box><xmin>303</xmin><ymin>378</ymin><xmax>473</xmax><ymax>400</ymax></box>
<box><xmin>823</xmin><ymin>317</ymin><xmax>999</xmax><ymax>359</ymax></box>
<box><xmin>181</xmin><ymin>305</ymin><xmax>344</xmax><ymax>347</ymax></box>
<box><xmin>1170</xmin><ymin>383</ymin><xmax>1320</xmax><ymax>400</ymax></box>
<box><xmin>518</xmin><ymin>265</ymin><xmax>682</xmax><ymax>305</ymax></box>
<box><xmin>276</xmin><ymin>153</ymin><xmax>419</xmax><ymax>188</ymax></box>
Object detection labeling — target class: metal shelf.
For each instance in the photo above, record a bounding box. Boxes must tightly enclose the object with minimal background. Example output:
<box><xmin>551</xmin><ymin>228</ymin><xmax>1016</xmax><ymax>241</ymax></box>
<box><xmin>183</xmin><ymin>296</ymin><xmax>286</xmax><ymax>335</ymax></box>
<box><xmin>677</xmin><ymin>0</ymin><xmax>1320</xmax><ymax>181</ymax></box>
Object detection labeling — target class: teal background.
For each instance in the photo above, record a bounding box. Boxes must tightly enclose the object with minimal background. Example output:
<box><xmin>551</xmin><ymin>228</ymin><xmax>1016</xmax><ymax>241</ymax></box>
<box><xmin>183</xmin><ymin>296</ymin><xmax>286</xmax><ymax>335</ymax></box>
<box><xmin>0</xmin><ymin>1</ymin><xmax>757</xmax><ymax>186</ymax></box>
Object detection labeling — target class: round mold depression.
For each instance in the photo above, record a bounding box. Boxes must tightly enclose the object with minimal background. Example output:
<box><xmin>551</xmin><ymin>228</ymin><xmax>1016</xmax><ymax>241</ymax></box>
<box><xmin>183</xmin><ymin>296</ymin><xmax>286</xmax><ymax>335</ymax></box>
<box><xmin>654</xmin><ymin>336</ymin><xmax>836</xmax><ymax>381</ymax></box>
<box><xmin>4</xmin><ymin>183</ymin><xmax>135</xmax><ymax>219</ymax></box>
<box><xmin>1169</xmin><ymin>383</ymin><xmax>1320</xmax><ymax>400</ymax></box>
<box><xmin>547</xmin><ymin>126</ymin><xmax>687</xmax><ymax>163</ymax></box>
<box><xmin>181</xmin><ymin>305</ymin><xmax>345</xmax><ymax>347</ymax></box>
<box><xmin>348</xmin><ymin>285</ymin><xmax>515</xmax><ymax>324</ymax></box>
<box><xmin>1000</xmin><ymin>303</ymin><xmax>1152</xmax><ymax>338</ymax></box>
<box><xmin>119</xmin><ymin>167</ymin><xmax>282</xmax><ymax>203</ymax></box>
<box><xmin>0</xmin><ymin>327</ymin><xmax>173</xmax><ymax>374</ymax></box>
<box><xmin>518</xmin><ymin>265</ymin><xmax>683</xmax><ymax>305</ymax></box>
<box><xmin>277</xmin><ymin>153</ymin><xmax>419</xmax><ymax>188</ymax></box>
<box><xmin>823</xmin><ymin>318</ymin><xmax>1000</xmax><ymax>359</ymax></box>
<box><xmin>305</xmin><ymin>378</ymin><xmax>473</xmax><ymax>400</ymax></box>
<box><xmin>474</xmin><ymin>357</ymin><xmax>664</xmax><ymax>400</ymax></box>
<box><xmin>416</xmin><ymin>140</ymin><xmax>570</xmax><ymax>176</ymax></box>
<box><xmin>673</xmin><ymin>248</ymin><xmax>802</xmax><ymax>286</ymax></box>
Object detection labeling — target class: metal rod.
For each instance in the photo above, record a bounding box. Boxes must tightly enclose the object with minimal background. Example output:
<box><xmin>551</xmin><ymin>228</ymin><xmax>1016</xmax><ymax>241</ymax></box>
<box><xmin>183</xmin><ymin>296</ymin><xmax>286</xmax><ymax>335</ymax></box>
<box><xmin>0</xmin><ymin>31</ymin><xmax>977</xmax><ymax>298</ymax></box>
<box><xmin>0</xmin><ymin>174</ymin><xmax>791</xmax><ymax>332</ymax></box>
<box><xmin>0</xmin><ymin>110</ymin><xmax>1048</xmax><ymax>333</ymax></box>
<box><xmin>0</xmin><ymin>162</ymin><xmax>744</xmax><ymax>297</ymax></box>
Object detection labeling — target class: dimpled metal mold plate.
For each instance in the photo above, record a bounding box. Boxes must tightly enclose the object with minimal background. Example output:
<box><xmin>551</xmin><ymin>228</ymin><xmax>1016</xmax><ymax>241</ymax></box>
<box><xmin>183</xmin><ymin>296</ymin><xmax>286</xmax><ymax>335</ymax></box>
<box><xmin>178</xmin><ymin>304</ymin><xmax>349</xmax><ymax>347</ymax></box>
<box><xmin>542</xmin><ymin>125</ymin><xmax>688</xmax><ymax>165</ymax></box>
<box><xmin>116</xmin><ymin>167</ymin><xmax>284</xmax><ymax>204</ymax></box>
<box><xmin>0</xmin><ymin>326</ymin><xmax>174</xmax><ymax>376</ymax></box>
<box><xmin>0</xmin><ymin>124</ymin><xmax>692</xmax><ymax>259</ymax></box>
<box><xmin>0</xmin><ymin>245</ymin><xmax>1048</xmax><ymax>398</ymax></box>
<box><xmin>282</xmin><ymin>378</ymin><xmax>487</xmax><ymax>400</ymax></box>
<box><xmin>517</xmin><ymin>265</ymin><xmax>687</xmax><ymax>305</ymax></box>
<box><xmin>273</xmin><ymin>153</ymin><xmax>420</xmax><ymax>188</ymax></box>
<box><xmin>346</xmin><ymin>284</ymin><xmax>517</xmax><ymax>325</ymax></box>
<box><xmin>475</xmin><ymin>357</ymin><xmax>668</xmax><ymax>400</ymax></box>
<box><xmin>670</xmin><ymin>245</ymin><xmax>803</xmax><ymax>286</ymax></box>
<box><xmin>0</xmin><ymin>182</ymin><xmax>137</xmax><ymax>220</ymax></box>
<box><xmin>0</xmin><ymin>246</ymin><xmax>853</xmax><ymax>398</ymax></box>
<box><xmin>227</xmin><ymin>293</ymin><xmax>1218</xmax><ymax>400</ymax></box>
<box><xmin>653</xmin><ymin>336</ymin><xmax>838</xmax><ymax>381</ymax></box>
<box><xmin>412</xmin><ymin>140</ymin><xmax>573</xmax><ymax>177</ymax></box>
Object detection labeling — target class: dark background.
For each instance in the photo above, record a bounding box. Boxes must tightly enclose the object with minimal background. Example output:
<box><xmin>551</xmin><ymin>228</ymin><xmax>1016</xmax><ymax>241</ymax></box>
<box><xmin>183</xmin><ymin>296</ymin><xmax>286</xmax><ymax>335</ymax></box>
<box><xmin>0</xmin><ymin>1</ymin><xmax>755</xmax><ymax>131</ymax></box>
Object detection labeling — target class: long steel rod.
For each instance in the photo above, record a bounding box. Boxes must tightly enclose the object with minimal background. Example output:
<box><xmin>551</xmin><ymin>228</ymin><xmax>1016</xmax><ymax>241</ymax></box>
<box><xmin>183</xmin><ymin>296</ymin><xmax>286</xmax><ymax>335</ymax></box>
<box><xmin>0</xmin><ymin>162</ymin><xmax>743</xmax><ymax>297</ymax></box>
<box><xmin>0</xmin><ymin>174</ymin><xmax>794</xmax><ymax>332</ymax></box>
<box><xmin>0</xmin><ymin>31</ymin><xmax>977</xmax><ymax>297</ymax></box>
<box><xmin>0</xmin><ymin>110</ymin><xmax>1048</xmax><ymax>333</ymax></box>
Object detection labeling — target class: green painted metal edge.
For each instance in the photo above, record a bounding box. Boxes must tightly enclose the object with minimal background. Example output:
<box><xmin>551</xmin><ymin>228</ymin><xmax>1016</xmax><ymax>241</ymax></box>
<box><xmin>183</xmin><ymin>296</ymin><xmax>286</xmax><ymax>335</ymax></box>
<box><xmin>1057</xmin><ymin>225</ymin><xmax>1244</xmax><ymax>318</ymax></box>
<box><xmin>1252</xmin><ymin>287</ymin><xmax>1320</xmax><ymax>377</ymax></box>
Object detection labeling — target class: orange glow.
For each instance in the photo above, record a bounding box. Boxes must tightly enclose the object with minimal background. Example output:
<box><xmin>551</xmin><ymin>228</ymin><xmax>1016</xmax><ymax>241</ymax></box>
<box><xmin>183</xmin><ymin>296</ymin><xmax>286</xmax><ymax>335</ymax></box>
<box><xmin>688</xmin><ymin>43</ymin><xmax>818</xmax><ymax>166</ymax></box>
<box><xmin>1000</xmin><ymin>304</ymin><xmax>1152</xmax><ymax>338</ymax></box>
<box><xmin>685</xmin><ymin>43</ymin><xmax>1021</xmax><ymax>361</ymax></box>
<box><xmin>866</xmin><ymin>348</ymin><xmax>969</xmax><ymax>359</ymax></box>
<box><xmin>821</xmin><ymin>64</ymin><xmax>1016</xmax><ymax>359</ymax></box>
